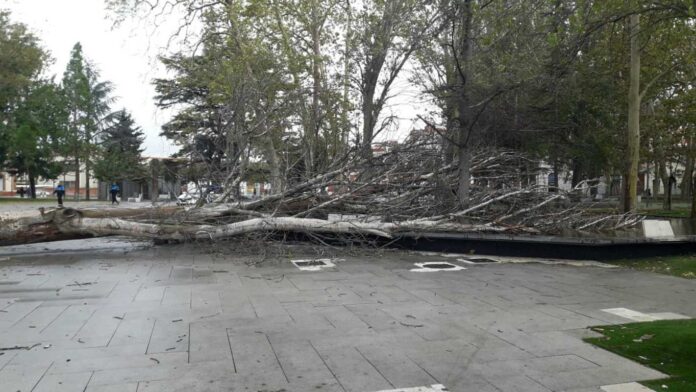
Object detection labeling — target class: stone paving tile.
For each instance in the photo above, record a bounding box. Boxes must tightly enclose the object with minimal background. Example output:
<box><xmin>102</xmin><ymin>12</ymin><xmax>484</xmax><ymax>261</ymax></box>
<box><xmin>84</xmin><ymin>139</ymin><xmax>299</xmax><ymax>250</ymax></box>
<box><xmin>32</xmin><ymin>371</ymin><xmax>93</xmax><ymax>392</ymax></box>
<box><xmin>0</xmin><ymin>362</ymin><xmax>53</xmax><ymax>392</ymax></box>
<box><xmin>313</xmin><ymin>345</ymin><xmax>394</xmax><ymax>392</ymax></box>
<box><xmin>85</xmin><ymin>382</ymin><xmax>139</xmax><ymax>392</ymax></box>
<box><xmin>0</xmin><ymin>245</ymin><xmax>694</xmax><ymax>392</ymax></box>
<box><xmin>354</xmin><ymin>344</ymin><xmax>440</xmax><ymax>388</ymax></box>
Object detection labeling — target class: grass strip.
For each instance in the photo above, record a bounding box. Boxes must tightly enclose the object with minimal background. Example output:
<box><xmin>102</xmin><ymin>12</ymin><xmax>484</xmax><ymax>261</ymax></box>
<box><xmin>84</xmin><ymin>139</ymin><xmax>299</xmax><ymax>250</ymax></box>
<box><xmin>585</xmin><ymin>319</ymin><xmax>696</xmax><ymax>391</ymax></box>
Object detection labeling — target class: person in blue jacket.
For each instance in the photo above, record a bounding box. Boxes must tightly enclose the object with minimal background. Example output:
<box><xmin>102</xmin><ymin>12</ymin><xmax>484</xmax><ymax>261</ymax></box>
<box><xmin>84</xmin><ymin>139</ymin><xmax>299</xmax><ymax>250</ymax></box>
<box><xmin>53</xmin><ymin>182</ymin><xmax>65</xmax><ymax>207</ymax></box>
<box><xmin>110</xmin><ymin>183</ymin><xmax>120</xmax><ymax>205</ymax></box>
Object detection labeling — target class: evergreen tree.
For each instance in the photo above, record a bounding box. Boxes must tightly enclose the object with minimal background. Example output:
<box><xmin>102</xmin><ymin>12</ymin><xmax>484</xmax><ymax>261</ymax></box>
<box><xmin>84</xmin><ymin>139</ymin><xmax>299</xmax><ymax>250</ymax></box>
<box><xmin>94</xmin><ymin>109</ymin><xmax>146</xmax><ymax>183</ymax></box>
<box><xmin>61</xmin><ymin>42</ymin><xmax>114</xmax><ymax>200</ymax></box>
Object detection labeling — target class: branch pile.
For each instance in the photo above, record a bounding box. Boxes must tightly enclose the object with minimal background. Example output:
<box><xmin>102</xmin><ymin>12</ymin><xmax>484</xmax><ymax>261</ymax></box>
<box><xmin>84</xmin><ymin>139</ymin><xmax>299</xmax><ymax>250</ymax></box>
<box><xmin>0</xmin><ymin>144</ymin><xmax>642</xmax><ymax>246</ymax></box>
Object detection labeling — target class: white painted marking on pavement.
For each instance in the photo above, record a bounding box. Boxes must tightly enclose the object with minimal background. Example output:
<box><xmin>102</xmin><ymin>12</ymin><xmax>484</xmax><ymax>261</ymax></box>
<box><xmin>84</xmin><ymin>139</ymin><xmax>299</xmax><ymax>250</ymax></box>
<box><xmin>601</xmin><ymin>308</ymin><xmax>689</xmax><ymax>322</ymax></box>
<box><xmin>600</xmin><ymin>382</ymin><xmax>655</xmax><ymax>392</ymax></box>
<box><xmin>410</xmin><ymin>262</ymin><xmax>466</xmax><ymax>272</ymax></box>
<box><xmin>648</xmin><ymin>312</ymin><xmax>690</xmax><ymax>320</ymax></box>
<box><xmin>642</xmin><ymin>219</ymin><xmax>674</xmax><ymax>238</ymax></box>
<box><xmin>290</xmin><ymin>258</ymin><xmax>339</xmax><ymax>271</ymax></box>
<box><xmin>374</xmin><ymin>384</ymin><xmax>448</xmax><ymax>392</ymax></box>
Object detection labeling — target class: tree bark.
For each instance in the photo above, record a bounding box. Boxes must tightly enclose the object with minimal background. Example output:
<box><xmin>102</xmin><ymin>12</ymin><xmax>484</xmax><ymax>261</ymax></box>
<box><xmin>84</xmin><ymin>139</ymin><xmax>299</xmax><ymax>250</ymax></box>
<box><xmin>85</xmin><ymin>156</ymin><xmax>91</xmax><ymax>201</ymax></box>
<box><xmin>456</xmin><ymin>0</ymin><xmax>474</xmax><ymax>207</ymax></box>
<box><xmin>682</xmin><ymin>154</ymin><xmax>694</xmax><ymax>198</ymax></box>
<box><xmin>29</xmin><ymin>172</ymin><xmax>36</xmax><ymax>200</ymax></box>
<box><xmin>341</xmin><ymin>0</ymin><xmax>352</xmax><ymax>151</ymax></box>
<box><xmin>691</xmin><ymin>173</ymin><xmax>696</xmax><ymax>219</ymax></box>
<box><xmin>624</xmin><ymin>13</ymin><xmax>640</xmax><ymax>212</ymax></box>
<box><xmin>659</xmin><ymin>162</ymin><xmax>671</xmax><ymax>210</ymax></box>
<box><xmin>652</xmin><ymin>160</ymin><xmax>661</xmax><ymax>198</ymax></box>
<box><xmin>0</xmin><ymin>206</ymin><xmax>541</xmax><ymax>246</ymax></box>
<box><xmin>74</xmin><ymin>156</ymin><xmax>80</xmax><ymax>201</ymax></box>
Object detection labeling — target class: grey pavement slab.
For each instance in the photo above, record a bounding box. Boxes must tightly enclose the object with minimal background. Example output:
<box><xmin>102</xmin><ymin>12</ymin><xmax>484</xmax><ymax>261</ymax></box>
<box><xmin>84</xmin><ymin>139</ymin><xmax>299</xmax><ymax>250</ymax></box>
<box><xmin>0</xmin><ymin>244</ymin><xmax>693</xmax><ymax>391</ymax></box>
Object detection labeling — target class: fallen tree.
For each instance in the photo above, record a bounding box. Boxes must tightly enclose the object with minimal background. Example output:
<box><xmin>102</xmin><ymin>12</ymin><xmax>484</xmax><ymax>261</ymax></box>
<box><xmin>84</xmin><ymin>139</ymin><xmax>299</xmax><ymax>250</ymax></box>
<box><xmin>0</xmin><ymin>147</ymin><xmax>643</xmax><ymax>247</ymax></box>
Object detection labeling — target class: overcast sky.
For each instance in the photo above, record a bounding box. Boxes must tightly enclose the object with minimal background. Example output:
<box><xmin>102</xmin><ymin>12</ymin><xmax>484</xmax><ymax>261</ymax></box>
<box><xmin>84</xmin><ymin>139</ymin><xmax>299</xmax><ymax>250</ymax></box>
<box><xmin>1</xmin><ymin>0</ymin><xmax>178</xmax><ymax>157</ymax></box>
<box><xmin>1</xmin><ymin>0</ymin><xmax>433</xmax><ymax>157</ymax></box>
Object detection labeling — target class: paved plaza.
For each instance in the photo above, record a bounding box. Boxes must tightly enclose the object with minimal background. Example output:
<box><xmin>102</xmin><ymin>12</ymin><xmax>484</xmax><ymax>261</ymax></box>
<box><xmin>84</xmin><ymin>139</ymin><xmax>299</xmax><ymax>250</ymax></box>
<box><xmin>0</xmin><ymin>243</ymin><xmax>694</xmax><ymax>392</ymax></box>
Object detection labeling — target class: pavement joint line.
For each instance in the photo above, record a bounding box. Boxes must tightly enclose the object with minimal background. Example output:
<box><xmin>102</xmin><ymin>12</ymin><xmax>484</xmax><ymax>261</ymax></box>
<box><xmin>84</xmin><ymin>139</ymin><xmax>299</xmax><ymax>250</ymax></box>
<box><xmin>9</xmin><ymin>301</ymin><xmax>42</xmax><ymax>328</ymax></box>
<box><xmin>39</xmin><ymin>304</ymin><xmax>71</xmax><ymax>333</ymax></box>
<box><xmin>406</xmin><ymin>353</ymin><xmax>441</xmax><ymax>384</ymax></box>
<box><xmin>29</xmin><ymin>361</ymin><xmax>53</xmax><ymax>392</ymax></box>
<box><xmin>159</xmin><ymin>286</ymin><xmax>167</xmax><ymax>305</ymax></box>
<box><xmin>105</xmin><ymin>280</ymin><xmax>120</xmax><ymax>298</ymax></box>
<box><xmin>309</xmin><ymin>339</ymin><xmax>347</xmax><ymax>392</ymax></box>
<box><xmin>354</xmin><ymin>346</ymin><xmax>395</xmax><ymax>389</ymax></box>
<box><xmin>106</xmin><ymin>312</ymin><xmax>126</xmax><ymax>346</ymax></box>
<box><xmin>145</xmin><ymin>319</ymin><xmax>157</xmax><ymax>354</ymax></box>
<box><xmin>265</xmin><ymin>334</ymin><xmax>289</xmax><ymax>383</ymax></box>
<box><xmin>224</xmin><ymin>328</ymin><xmax>237</xmax><ymax>373</ymax></box>
<box><xmin>71</xmin><ymin>308</ymin><xmax>97</xmax><ymax>340</ymax></box>
<box><xmin>81</xmin><ymin>371</ymin><xmax>95</xmax><ymax>392</ymax></box>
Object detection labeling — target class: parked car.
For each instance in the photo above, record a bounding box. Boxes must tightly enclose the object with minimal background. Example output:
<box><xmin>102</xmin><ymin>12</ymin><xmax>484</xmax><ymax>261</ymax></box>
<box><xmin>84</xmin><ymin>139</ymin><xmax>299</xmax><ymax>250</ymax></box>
<box><xmin>176</xmin><ymin>184</ymin><xmax>223</xmax><ymax>206</ymax></box>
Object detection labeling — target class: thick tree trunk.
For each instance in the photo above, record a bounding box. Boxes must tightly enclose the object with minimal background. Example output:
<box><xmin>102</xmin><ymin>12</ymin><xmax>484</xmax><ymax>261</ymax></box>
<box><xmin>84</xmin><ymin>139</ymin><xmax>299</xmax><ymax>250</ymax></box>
<box><xmin>0</xmin><ymin>206</ymin><xmax>541</xmax><ymax>246</ymax></box>
<box><xmin>361</xmin><ymin>82</ymin><xmax>377</xmax><ymax>160</ymax></box>
<box><xmin>75</xmin><ymin>157</ymin><xmax>80</xmax><ymax>201</ymax></box>
<box><xmin>682</xmin><ymin>155</ymin><xmax>694</xmax><ymax>198</ymax></box>
<box><xmin>341</xmin><ymin>0</ymin><xmax>352</xmax><ymax>151</ymax></box>
<box><xmin>659</xmin><ymin>163</ymin><xmax>671</xmax><ymax>210</ymax></box>
<box><xmin>652</xmin><ymin>161</ymin><xmax>661</xmax><ymax>198</ymax></box>
<box><xmin>691</xmin><ymin>173</ymin><xmax>696</xmax><ymax>219</ymax></box>
<box><xmin>456</xmin><ymin>0</ymin><xmax>474</xmax><ymax>207</ymax></box>
<box><xmin>571</xmin><ymin>159</ymin><xmax>582</xmax><ymax>188</ymax></box>
<box><xmin>457</xmin><ymin>145</ymin><xmax>471</xmax><ymax>207</ymax></box>
<box><xmin>310</xmin><ymin>6</ymin><xmax>322</xmax><ymax>172</ymax></box>
<box><xmin>29</xmin><ymin>173</ymin><xmax>36</xmax><ymax>200</ymax></box>
<box><xmin>624</xmin><ymin>13</ymin><xmax>640</xmax><ymax>212</ymax></box>
<box><xmin>85</xmin><ymin>157</ymin><xmax>91</xmax><ymax>201</ymax></box>
<box><xmin>265</xmin><ymin>135</ymin><xmax>282</xmax><ymax>195</ymax></box>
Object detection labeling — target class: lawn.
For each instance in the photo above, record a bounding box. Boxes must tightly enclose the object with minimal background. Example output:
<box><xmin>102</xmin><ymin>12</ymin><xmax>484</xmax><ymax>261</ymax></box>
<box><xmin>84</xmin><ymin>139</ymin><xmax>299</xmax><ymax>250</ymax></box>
<box><xmin>640</xmin><ymin>208</ymin><xmax>691</xmax><ymax>218</ymax></box>
<box><xmin>610</xmin><ymin>255</ymin><xmax>696</xmax><ymax>279</ymax></box>
<box><xmin>585</xmin><ymin>320</ymin><xmax>696</xmax><ymax>391</ymax></box>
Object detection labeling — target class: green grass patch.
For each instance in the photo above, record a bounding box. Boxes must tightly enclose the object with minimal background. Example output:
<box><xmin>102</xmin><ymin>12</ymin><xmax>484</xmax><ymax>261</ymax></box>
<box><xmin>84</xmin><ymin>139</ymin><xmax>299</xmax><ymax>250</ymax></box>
<box><xmin>640</xmin><ymin>208</ymin><xmax>691</xmax><ymax>218</ymax></box>
<box><xmin>585</xmin><ymin>319</ymin><xmax>696</xmax><ymax>391</ymax></box>
<box><xmin>609</xmin><ymin>255</ymin><xmax>696</xmax><ymax>279</ymax></box>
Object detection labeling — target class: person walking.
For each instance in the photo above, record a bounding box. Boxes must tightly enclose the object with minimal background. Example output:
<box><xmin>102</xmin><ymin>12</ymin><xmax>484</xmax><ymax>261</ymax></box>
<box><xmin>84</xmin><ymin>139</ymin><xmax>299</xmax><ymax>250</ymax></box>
<box><xmin>54</xmin><ymin>183</ymin><xmax>65</xmax><ymax>207</ymax></box>
<box><xmin>110</xmin><ymin>183</ymin><xmax>120</xmax><ymax>205</ymax></box>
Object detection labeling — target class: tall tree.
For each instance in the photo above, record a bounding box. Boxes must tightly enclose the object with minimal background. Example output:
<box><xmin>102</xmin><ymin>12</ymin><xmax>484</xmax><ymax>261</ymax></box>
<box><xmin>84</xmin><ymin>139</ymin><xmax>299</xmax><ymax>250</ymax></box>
<box><xmin>93</xmin><ymin>109</ymin><xmax>146</xmax><ymax>183</ymax></box>
<box><xmin>61</xmin><ymin>43</ymin><xmax>114</xmax><ymax>200</ymax></box>
<box><xmin>354</xmin><ymin>0</ymin><xmax>438</xmax><ymax>160</ymax></box>
<box><xmin>0</xmin><ymin>11</ymin><xmax>46</xmax><ymax>164</ymax></box>
<box><xmin>5</xmin><ymin>80</ymin><xmax>67</xmax><ymax>198</ymax></box>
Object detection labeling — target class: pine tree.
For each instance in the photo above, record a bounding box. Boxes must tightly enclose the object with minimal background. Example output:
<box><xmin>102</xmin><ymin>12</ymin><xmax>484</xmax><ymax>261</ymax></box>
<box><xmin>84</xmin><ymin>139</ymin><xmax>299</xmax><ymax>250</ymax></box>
<box><xmin>94</xmin><ymin>109</ymin><xmax>146</xmax><ymax>183</ymax></box>
<box><xmin>61</xmin><ymin>42</ymin><xmax>114</xmax><ymax>200</ymax></box>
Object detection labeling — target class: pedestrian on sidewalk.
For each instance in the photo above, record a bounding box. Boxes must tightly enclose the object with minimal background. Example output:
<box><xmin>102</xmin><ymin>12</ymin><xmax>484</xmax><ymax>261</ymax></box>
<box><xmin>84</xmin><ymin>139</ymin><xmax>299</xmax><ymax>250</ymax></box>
<box><xmin>53</xmin><ymin>183</ymin><xmax>65</xmax><ymax>207</ymax></box>
<box><xmin>110</xmin><ymin>183</ymin><xmax>120</xmax><ymax>205</ymax></box>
